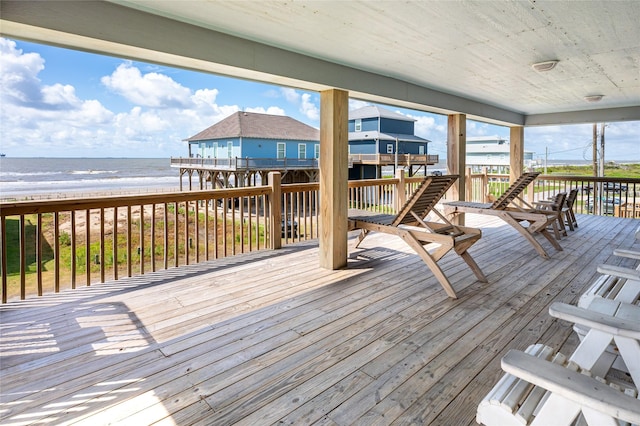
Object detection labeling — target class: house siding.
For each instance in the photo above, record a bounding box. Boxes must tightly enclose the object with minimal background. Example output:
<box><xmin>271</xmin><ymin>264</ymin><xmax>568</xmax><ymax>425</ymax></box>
<box><xmin>380</xmin><ymin>117</ymin><xmax>414</xmax><ymax>135</ymax></box>
<box><xmin>349</xmin><ymin>117</ymin><xmax>378</xmax><ymax>132</ymax></box>
<box><xmin>348</xmin><ymin>140</ymin><xmax>377</xmax><ymax>154</ymax></box>
<box><xmin>195</xmin><ymin>137</ymin><xmax>318</xmax><ymax>159</ymax></box>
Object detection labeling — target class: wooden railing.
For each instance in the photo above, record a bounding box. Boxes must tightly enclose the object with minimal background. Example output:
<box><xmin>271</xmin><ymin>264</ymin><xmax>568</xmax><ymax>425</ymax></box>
<box><xmin>4</xmin><ymin>171</ymin><xmax>636</xmax><ymax>303</ymax></box>
<box><xmin>171</xmin><ymin>153</ymin><xmax>439</xmax><ymax>170</ymax></box>
<box><xmin>348</xmin><ymin>153</ymin><xmax>439</xmax><ymax>165</ymax></box>
<box><xmin>170</xmin><ymin>157</ymin><xmax>319</xmax><ymax>170</ymax></box>
<box><xmin>0</xmin><ymin>173</ymin><xmax>422</xmax><ymax>303</ymax></box>
<box><xmin>466</xmin><ymin>170</ymin><xmax>640</xmax><ymax>217</ymax></box>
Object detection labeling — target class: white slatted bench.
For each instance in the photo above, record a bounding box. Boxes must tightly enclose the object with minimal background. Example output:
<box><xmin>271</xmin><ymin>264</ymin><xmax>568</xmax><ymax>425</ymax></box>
<box><xmin>477</xmin><ymin>344</ymin><xmax>640</xmax><ymax>426</ymax></box>
<box><xmin>554</xmin><ymin>297</ymin><xmax>640</xmax><ymax>390</ymax></box>
<box><xmin>579</xmin><ymin>265</ymin><xmax>640</xmax><ymax>309</ymax></box>
<box><xmin>575</xmin><ymin>265</ymin><xmax>640</xmax><ymax>376</ymax></box>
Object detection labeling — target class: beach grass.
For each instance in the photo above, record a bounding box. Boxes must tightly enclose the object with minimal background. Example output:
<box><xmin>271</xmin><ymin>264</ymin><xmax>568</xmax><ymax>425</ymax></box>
<box><xmin>3</xmin><ymin>209</ymin><xmax>268</xmax><ymax>301</ymax></box>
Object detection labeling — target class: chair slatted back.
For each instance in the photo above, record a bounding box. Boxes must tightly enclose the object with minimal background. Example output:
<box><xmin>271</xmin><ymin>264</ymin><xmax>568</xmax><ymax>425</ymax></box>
<box><xmin>392</xmin><ymin>175</ymin><xmax>458</xmax><ymax>226</ymax></box>
<box><xmin>551</xmin><ymin>192</ymin><xmax>567</xmax><ymax>211</ymax></box>
<box><xmin>490</xmin><ymin>172</ymin><xmax>540</xmax><ymax>210</ymax></box>
<box><xmin>565</xmin><ymin>188</ymin><xmax>578</xmax><ymax>209</ymax></box>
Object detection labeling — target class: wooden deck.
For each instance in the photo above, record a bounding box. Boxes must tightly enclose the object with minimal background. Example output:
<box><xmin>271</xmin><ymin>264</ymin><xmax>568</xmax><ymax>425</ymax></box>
<box><xmin>1</xmin><ymin>214</ymin><xmax>638</xmax><ymax>425</ymax></box>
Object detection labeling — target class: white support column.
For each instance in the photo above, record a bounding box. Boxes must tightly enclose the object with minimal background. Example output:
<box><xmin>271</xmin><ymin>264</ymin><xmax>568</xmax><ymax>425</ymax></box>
<box><xmin>319</xmin><ymin>89</ymin><xmax>349</xmax><ymax>270</ymax></box>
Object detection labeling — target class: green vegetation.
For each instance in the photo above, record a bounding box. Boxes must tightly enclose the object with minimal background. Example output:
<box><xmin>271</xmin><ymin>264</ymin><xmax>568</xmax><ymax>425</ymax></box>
<box><xmin>541</xmin><ymin>163</ymin><xmax>640</xmax><ymax>178</ymax></box>
<box><xmin>2</xmin><ymin>208</ymin><xmax>269</xmax><ymax>301</ymax></box>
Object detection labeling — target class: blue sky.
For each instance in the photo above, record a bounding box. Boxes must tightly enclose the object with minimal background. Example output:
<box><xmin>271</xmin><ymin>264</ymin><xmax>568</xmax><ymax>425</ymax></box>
<box><xmin>1</xmin><ymin>37</ymin><xmax>638</xmax><ymax>162</ymax></box>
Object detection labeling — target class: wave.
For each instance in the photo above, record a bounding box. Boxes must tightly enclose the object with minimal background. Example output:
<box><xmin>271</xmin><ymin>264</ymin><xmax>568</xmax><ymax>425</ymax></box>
<box><xmin>0</xmin><ymin>176</ymin><xmax>180</xmax><ymax>196</ymax></box>
<box><xmin>0</xmin><ymin>171</ymin><xmax>64</xmax><ymax>178</ymax></box>
<box><xmin>70</xmin><ymin>170</ymin><xmax>119</xmax><ymax>175</ymax></box>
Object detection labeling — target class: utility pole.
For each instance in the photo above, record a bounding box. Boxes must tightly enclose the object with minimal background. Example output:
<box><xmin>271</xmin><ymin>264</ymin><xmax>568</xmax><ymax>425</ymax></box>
<box><xmin>592</xmin><ymin>123</ymin><xmax>598</xmax><ymax>176</ymax></box>
<box><xmin>394</xmin><ymin>137</ymin><xmax>399</xmax><ymax>174</ymax></box>
<box><xmin>599</xmin><ymin>123</ymin><xmax>606</xmax><ymax>177</ymax></box>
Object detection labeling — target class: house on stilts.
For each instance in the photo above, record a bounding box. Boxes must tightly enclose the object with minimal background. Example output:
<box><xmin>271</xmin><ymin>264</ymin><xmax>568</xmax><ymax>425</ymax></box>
<box><xmin>171</xmin><ymin>111</ymin><xmax>321</xmax><ymax>190</ymax></box>
<box><xmin>171</xmin><ymin>106</ymin><xmax>439</xmax><ymax>190</ymax></box>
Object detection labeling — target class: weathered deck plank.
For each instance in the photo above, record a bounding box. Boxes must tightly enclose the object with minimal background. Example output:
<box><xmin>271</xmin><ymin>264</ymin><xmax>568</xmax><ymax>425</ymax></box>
<box><xmin>1</xmin><ymin>214</ymin><xmax>638</xmax><ymax>425</ymax></box>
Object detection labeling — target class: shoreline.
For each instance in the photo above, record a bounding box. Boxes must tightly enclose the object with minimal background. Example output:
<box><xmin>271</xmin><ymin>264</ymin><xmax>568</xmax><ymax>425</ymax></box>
<box><xmin>0</xmin><ymin>186</ymin><xmax>182</xmax><ymax>203</ymax></box>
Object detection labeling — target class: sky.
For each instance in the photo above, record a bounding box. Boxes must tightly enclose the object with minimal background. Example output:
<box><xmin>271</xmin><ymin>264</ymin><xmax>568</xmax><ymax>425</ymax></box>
<box><xmin>1</xmin><ymin>37</ymin><xmax>639</xmax><ymax>162</ymax></box>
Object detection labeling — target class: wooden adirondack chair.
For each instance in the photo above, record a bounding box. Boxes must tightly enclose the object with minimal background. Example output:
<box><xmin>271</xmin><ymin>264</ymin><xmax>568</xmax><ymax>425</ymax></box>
<box><xmin>443</xmin><ymin>172</ymin><xmax>563</xmax><ymax>259</ymax></box>
<box><xmin>348</xmin><ymin>174</ymin><xmax>487</xmax><ymax>299</ymax></box>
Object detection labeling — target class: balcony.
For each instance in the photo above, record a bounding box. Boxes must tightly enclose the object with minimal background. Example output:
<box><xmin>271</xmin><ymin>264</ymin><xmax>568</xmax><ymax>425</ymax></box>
<box><xmin>1</xmin><ymin>174</ymin><xmax>639</xmax><ymax>424</ymax></box>
<box><xmin>1</xmin><ymin>213</ymin><xmax>638</xmax><ymax>424</ymax></box>
<box><xmin>170</xmin><ymin>153</ymin><xmax>440</xmax><ymax>172</ymax></box>
<box><xmin>348</xmin><ymin>153</ymin><xmax>439</xmax><ymax>166</ymax></box>
<box><xmin>170</xmin><ymin>157</ymin><xmax>320</xmax><ymax>171</ymax></box>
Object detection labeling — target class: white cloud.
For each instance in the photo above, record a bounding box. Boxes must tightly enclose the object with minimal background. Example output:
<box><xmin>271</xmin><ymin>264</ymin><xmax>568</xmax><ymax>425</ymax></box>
<box><xmin>280</xmin><ymin>87</ymin><xmax>300</xmax><ymax>103</ymax></box>
<box><xmin>279</xmin><ymin>88</ymin><xmax>319</xmax><ymax>121</ymax></box>
<box><xmin>348</xmin><ymin>99</ymin><xmax>370</xmax><ymax>110</ymax></box>
<box><xmin>101</xmin><ymin>63</ymin><xmax>193</xmax><ymax>108</ymax></box>
<box><xmin>300</xmin><ymin>93</ymin><xmax>319</xmax><ymax>121</ymax></box>
<box><xmin>245</xmin><ymin>106</ymin><xmax>286</xmax><ymax>115</ymax></box>
<box><xmin>0</xmin><ymin>38</ymin><xmax>45</xmax><ymax>107</ymax></box>
<box><xmin>0</xmin><ymin>40</ymin><xmax>289</xmax><ymax>157</ymax></box>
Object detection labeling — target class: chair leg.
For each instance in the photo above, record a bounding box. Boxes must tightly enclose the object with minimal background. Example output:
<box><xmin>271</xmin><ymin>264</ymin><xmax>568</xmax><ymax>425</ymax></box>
<box><xmin>563</xmin><ymin>209</ymin><xmax>575</xmax><ymax>231</ymax></box>
<box><xmin>551</xmin><ymin>216</ymin><xmax>562</xmax><ymax>240</ymax></box>
<box><xmin>557</xmin><ymin>213</ymin><xmax>567</xmax><ymax>237</ymax></box>
<box><xmin>354</xmin><ymin>229</ymin><xmax>369</xmax><ymax>248</ymax></box>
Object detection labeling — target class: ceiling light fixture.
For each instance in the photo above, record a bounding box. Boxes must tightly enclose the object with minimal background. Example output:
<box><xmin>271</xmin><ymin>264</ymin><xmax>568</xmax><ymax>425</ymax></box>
<box><xmin>531</xmin><ymin>60</ymin><xmax>559</xmax><ymax>72</ymax></box>
<box><xmin>584</xmin><ymin>95</ymin><xmax>604</xmax><ymax>103</ymax></box>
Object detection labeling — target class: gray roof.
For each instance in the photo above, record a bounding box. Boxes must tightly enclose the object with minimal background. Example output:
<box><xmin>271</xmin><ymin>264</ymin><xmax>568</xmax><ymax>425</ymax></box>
<box><xmin>186</xmin><ymin>112</ymin><xmax>319</xmax><ymax>142</ymax></box>
<box><xmin>349</xmin><ymin>105</ymin><xmax>415</xmax><ymax>122</ymax></box>
<box><xmin>349</xmin><ymin>131</ymin><xmax>431</xmax><ymax>143</ymax></box>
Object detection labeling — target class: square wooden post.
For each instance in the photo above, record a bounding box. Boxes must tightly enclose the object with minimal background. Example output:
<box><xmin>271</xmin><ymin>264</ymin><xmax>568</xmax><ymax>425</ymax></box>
<box><xmin>447</xmin><ymin>114</ymin><xmax>466</xmax><ymax>224</ymax></box>
<box><xmin>510</xmin><ymin>126</ymin><xmax>524</xmax><ymax>183</ymax></box>
<box><xmin>268</xmin><ymin>171</ymin><xmax>281</xmax><ymax>250</ymax></box>
<box><xmin>319</xmin><ymin>89</ymin><xmax>349</xmax><ymax>269</ymax></box>
<box><xmin>395</xmin><ymin>168</ymin><xmax>406</xmax><ymax>211</ymax></box>
<box><xmin>510</xmin><ymin>126</ymin><xmax>527</xmax><ymax>203</ymax></box>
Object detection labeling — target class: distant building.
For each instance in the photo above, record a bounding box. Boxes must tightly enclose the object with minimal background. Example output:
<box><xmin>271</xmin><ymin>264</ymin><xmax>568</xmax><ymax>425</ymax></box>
<box><xmin>172</xmin><ymin>111</ymin><xmax>320</xmax><ymax>188</ymax></box>
<box><xmin>466</xmin><ymin>136</ymin><xmax>536</xmax><ymax>173</ymax></box>
<box><xmin>171</xmin><ymin>107</ymin><xmax>440</xmax><ymax>189</ymax></box>
<box><xmin>348</xmin><ymin>105</ymin><xmax>438</xmax><ymax>179</ymax></box>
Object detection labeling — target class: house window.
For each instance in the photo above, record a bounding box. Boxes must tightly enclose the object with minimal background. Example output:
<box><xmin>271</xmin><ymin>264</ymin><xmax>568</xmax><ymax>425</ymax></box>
<box><xmin>419</xmin><ymin>145</ymin><xmax>425</xmax><ymax>155</ymax></box>
<box><xmin>298</xmin><ymin>144</ymin><xmax>306</xmax><ymax>159</ymax></box>
<box><xmin>212</xmin><ymin>142</ymin><xmax>218</xmax><ymax>157</ymax></box>
<box><xmin>387</xmin><ymin>144</ymin><xmax>394</xmax><ymax>154</ymax></box>
<box><xmin>355</xmin><ymin>119</ymin><xmax>362</xmax><ymax>132</ymax></box>
<box><xmin>314</xmin><ymin>144</ymin><xmax>320</xmax><ymax>158</ymax></box>
<box><xmin>277</xmin><ymin>142</ymin><xmax>286</xmax><ymax>159</ymax></box>
<box><xmin>227</xmin><ymin>141</ymin><xmax>233</xmax><ymax>158</ymax></box>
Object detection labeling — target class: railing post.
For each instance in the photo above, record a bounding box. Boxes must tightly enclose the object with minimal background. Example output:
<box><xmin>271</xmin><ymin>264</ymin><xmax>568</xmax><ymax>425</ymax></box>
<box><xmin>465</xmin><ymin>167</ymin><xmax>472</xmax><ymax>201</ymax></box>
<box><xmin>482</xmin><ymin>167</ymin><xmax>488</xmax><ymax>203</ymax></box>
<box><xmin>268</xmin><ymin>171</ymin><xmax>282</xmax><ymax>249</ymax></box>
<box><xmin>395</xmin><ymin>169</ymin><xmax>406</xmax><ymax>211</ymax></box>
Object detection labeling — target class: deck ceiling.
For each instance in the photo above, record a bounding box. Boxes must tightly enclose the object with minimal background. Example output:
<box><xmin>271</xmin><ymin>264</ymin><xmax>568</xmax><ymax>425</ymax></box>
<box><xmin>1</xmin><ymin>1</ymin><xmax>639</xmax><ymax>126</ymax></box>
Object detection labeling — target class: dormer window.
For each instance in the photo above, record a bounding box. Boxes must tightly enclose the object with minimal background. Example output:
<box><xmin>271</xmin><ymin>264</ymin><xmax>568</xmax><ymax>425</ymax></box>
<box><xmin>355</xmin><ymin>119</ymin><xmax>362</xmax><ymax>132</ymax></box>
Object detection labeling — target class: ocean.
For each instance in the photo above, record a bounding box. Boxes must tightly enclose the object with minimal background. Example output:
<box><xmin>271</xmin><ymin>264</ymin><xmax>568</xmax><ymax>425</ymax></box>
<box><xmin>0</xmin><ymin>157</ymin><xmax>606</xmax><ymax>201</ymax></box>
<box><xmin>0</xmin><ymin>158</ymin><xmax>181</xmax><ymax>200</ymax></box>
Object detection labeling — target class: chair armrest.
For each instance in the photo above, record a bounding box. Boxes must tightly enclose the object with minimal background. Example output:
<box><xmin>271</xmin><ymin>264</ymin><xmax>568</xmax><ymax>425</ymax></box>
<box><xmin>501</xmin><ymin>350</ymin><xmax>640</xmax><ymax>425</ymax></box>
<box><xmin>597</xmin><ymin>264</ymin><xmax>640</xmax><ymax>281</ymax></box>
<box><xmin>549</xmin><ymin>301</ymin><xmax>640</xmax><ymax>339</ymax></box>
<box><xmin>613</xmin><ymin>249</ymin><xmax>640</xmax><ymax>261</ymax></box>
